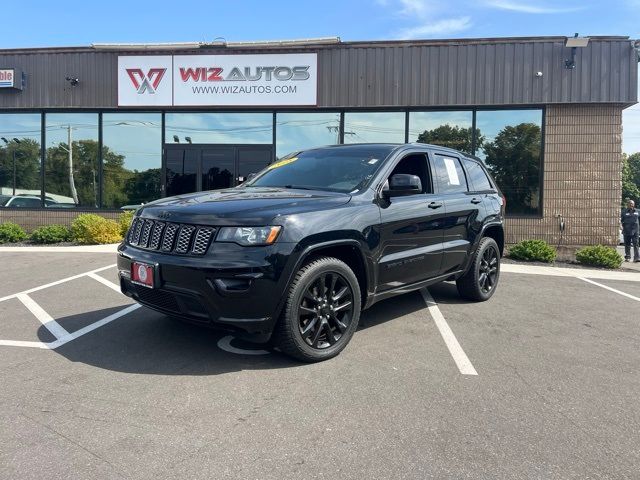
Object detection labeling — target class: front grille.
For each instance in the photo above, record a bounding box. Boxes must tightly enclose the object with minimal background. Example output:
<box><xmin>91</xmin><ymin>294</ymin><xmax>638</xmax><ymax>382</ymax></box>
<box><xmin>127</xmin><ymin>218</ymin><xmax>215</xmax><ymax>256</ymax></box>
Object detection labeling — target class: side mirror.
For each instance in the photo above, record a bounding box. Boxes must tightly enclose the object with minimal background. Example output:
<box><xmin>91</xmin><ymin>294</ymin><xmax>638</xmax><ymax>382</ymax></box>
<box><xmin>383</xmin><ymin>174</ymin><xmax>422</xmax><ymax>197</ymax></box>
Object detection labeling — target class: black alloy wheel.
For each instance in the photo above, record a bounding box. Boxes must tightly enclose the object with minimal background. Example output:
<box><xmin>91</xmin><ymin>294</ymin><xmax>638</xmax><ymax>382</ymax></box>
<box><xmin>275</xmin><ymin>256</ymin><xmax>361</xmax><ymax>362</ymax></box>
<box><xmin>456</xmin><ymin>236</ymin><xmax>501</xmax><ymax>301</ymax></box>
<box><xmin>478</xmin><ymin>244</ymin><xmax>499</xmax><ymax>294</ymax></box>
<box><xmin>298</xmin><ymin>272</ymin><xmax>354</xmax><ymax>349</ymax></box>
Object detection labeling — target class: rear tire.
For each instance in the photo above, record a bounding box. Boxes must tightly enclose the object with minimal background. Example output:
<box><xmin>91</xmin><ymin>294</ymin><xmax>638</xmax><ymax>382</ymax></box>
<box><xmin>456</xmin><ymin>237</ymin><xmax>500</xmax><ymax>301</ymax></box>
<box><xmin>274</xmin><ymin>257</ymin><xmax>361</xmax><ymax>362</ymax></box>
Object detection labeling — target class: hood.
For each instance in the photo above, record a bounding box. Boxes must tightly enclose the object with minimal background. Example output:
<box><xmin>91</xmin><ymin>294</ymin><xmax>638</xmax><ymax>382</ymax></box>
<box><xmin>138</xmin><ymin>187</ymin><xmax>351</xmax><ymax>225</ymax></box>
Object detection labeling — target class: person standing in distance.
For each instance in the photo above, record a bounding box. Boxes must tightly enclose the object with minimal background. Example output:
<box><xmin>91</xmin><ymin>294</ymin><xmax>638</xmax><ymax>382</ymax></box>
<box><xmin>621</xmin><ymin>199</ymin><xmax>640</xmax><ymax>262</ymax></box>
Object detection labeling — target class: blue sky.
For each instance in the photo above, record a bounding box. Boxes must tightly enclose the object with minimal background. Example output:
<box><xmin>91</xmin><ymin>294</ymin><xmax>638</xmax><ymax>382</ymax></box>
<box><xmin>2</xmin><ymin>0</ymin><xmax>640</xmax><ymax>153</ymax></box>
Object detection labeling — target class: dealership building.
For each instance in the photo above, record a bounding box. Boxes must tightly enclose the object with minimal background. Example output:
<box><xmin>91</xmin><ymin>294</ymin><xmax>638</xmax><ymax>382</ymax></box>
<box><xmin>0</xmin><ymin>35</ymin><xmax>638</xmax><ymax>246</ymax></box>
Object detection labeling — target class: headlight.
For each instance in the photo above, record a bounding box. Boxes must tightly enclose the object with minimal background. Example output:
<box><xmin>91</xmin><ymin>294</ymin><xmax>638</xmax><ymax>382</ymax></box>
<box><xmin>216</xmin><ymin>226</ymin><xmax>282</xmax><ymax>246</ymax></box>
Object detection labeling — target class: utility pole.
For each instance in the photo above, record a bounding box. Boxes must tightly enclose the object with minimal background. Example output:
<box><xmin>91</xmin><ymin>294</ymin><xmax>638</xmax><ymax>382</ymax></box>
<box><xmin>67</xmin><ymin>125</ymin><xmax>79</xmax><ymax>205</ymax></box>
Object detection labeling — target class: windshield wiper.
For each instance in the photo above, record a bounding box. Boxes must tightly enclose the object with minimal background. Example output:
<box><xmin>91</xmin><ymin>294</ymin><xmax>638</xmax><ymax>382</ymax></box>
<box><xmin>282</xmin><ymin>185</ymin><xmax>319</xmax><ymax>191</ymax></box>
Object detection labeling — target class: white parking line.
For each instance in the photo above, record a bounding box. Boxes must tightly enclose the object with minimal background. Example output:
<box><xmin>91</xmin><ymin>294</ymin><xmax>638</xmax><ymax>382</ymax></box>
<box><xmin>16</xmin><ymin>293</ymin><xmax>69</xmax><ymax>339</ymax></box>
<box><xmin>0</xmin><ymin>264</ymin><xmax>116</xmax><ymax>303</ymax></box>
<box><xmin>577</xmin><ymin>277</ymin><xmax>640</xmax><ymax>303</ymax></box>
<box><xmin>420</xmin><ymin>288</ymin><xmax>478</xmax><ymax>376</ymax></box>
<box><xmin>87</xmin><ymin>272</ymin><xmax>122</xmax><ymax>293</ymax></box>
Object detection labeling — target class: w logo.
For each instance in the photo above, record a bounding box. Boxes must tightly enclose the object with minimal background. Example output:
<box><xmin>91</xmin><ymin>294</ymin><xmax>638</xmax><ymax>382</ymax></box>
<box><xmin>126</xmin><ymin>68</ymin><xmax>167</xmax><ymax>94</ymax></box>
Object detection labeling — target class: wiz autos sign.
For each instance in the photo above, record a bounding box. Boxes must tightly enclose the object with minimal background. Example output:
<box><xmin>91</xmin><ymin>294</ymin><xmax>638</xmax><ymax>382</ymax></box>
<box><xmin>118</xmin><ymin>54</ymin><xmax>317</xmax><ymax>106</ymax></box>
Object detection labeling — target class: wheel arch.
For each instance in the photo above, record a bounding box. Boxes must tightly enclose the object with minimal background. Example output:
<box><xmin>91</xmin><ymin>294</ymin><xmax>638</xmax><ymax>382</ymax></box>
<box><xmin>482</xmin><ymin>223</ymin><xmax>505</xmax><ymax>257</ymax></box>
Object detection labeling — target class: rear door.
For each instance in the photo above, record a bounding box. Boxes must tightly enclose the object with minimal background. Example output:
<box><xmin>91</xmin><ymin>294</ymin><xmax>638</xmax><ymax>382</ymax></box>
<box><xmin>430</xmin><ymin>152</ymin><xmax>482</xmax><ymax>274</ymax></box>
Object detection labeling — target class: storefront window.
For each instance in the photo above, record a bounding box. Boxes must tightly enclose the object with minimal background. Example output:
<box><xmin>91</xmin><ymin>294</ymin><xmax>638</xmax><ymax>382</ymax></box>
<box><xmin>45</xmin><ymin>113</ymin><xmax>99</xmax><ymax>208</ymax></box>
<box><xmin>276</xmin><ymin>112</ymin><xmax>340</xmax><ymax>158</ymax></box>
<box><xmin>0</xmin><ymin>114</ymin><xmax>42</xmax><ymax>206</ymax></box>
<box><xmin>102</xmin><ymin>113</ymin><xmax>162</xmax><ymax>209</ymax></box>
<box><xmin>165</xmin><ymin>113</ymin><xmax>272</xmax><ymax>144</ymax></box>
<box><xmin>410</xmin><ymin>111</ymin><xmax>474</xmax><ymax>154</ymax></box>
<box><xmin>476</xmin><ymin>109</ymin><xmax>543</xmax><ymax>216</ymax></box>
<box><xmin>343</xmin><ymin>112</ymin><xmax>405</xmax><ymax>144</ymax></box>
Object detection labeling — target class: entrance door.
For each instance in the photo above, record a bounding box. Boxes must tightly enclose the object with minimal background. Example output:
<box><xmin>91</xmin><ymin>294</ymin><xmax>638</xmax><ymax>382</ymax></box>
<box><xmin>165</xmin><ymin>144</ymin><xmax>272</xmax><ymax>197</ymax></box>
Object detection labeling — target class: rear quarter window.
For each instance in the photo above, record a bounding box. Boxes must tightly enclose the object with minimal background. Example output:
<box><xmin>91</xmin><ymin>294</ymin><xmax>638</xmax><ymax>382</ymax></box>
<box><xmin>463</xmin><ymin>158</ymin><xmax>493</xmax><ymax>192</ymax></box>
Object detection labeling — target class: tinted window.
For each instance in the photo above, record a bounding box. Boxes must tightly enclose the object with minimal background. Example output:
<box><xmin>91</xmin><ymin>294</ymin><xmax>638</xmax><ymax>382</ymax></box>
<box><xmin>45</xmin><ymin>113</ymin><xmax>99</xmax><ymax>208</ymax></box>
<box><xmin>463</xmin><ymin>159</ymin><xmax>493</xmax><ymax>191</ymax></box>
<box><xmin>10</xmin><ymin>196</ymin><xmax>41</xmax><ymax>207</ymax></box>
<box><xmin>476</xmin><ymin>109</ymin><xmax>542</xmax><ymax>215</ymax></box>
<box><xmin>343</xmin><ymin>112</ymin><xmax>405</xmax><ymax>144</ymax></box>
<box><xmin>0</xmin><ymin>114</ymin><xmax>42</xmax><ymax>202</ymax></box>
<box><xmin>247</xmin><ymin>146</ymin><xmax>395</xmax><ymax>193</ymax></box>
<box><xmin>276</xmin><ymin>112</ymin><xmax>340</xmax><ymax>158</ymax></box>
<box><xmin>102</xmin><ymin>113</ymin><xmax>162</xmax><ymax>209</ymax></box>
<box><xmin>410</xmin><ymin>111</ymin><xmax>475</xmax><ymax>154</ymax></box>
<box><xmin>432</xmin><ymin>154</ymin><xmax>468</xmax><ymax>194</ymax></box>
<box><xmin>166</xmin><ymin>113</ymin><xmax>272</xmax><ymax>144</ymax></box>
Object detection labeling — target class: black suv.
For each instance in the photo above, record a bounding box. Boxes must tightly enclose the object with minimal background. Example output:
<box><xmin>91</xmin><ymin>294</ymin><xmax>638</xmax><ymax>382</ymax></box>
<box><xmin>118</xmin><ymin>144</ymin><xmax>504</xmax><ymax>362</ymax></box>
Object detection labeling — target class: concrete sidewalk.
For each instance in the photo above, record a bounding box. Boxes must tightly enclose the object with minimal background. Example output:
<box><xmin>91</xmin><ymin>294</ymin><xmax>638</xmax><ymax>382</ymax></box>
<box><xmin>617</xmin><ymin>246</ymin><xmax>640</xmax><ymax>272</ymax></box>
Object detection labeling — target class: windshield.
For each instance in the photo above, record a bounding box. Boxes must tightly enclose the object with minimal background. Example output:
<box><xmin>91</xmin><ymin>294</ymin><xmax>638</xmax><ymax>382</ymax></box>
<box><xmin>245</xmin><ymin>145</ymin><xmax>396</xmax><ymax>193</ymax></box>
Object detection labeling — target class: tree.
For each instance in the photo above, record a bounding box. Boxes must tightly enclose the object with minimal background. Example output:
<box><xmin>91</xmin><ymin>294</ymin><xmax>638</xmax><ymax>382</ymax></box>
<box><xmin>483</xmin><ymin>123</ymin><xmax>541</xmax><ymax>215</ymax></box>
<box><xmin>0</xmin><ymin>139</ymin><xmax>41</xmax><ymax>193</ymax></box>
<box><xmin>416</xmin><ymin>124</ymin><xmax>484</xmax><ymax>155</ymax></box>
<box><xmin>622</xmin><ymin>152</ymin><xmax>640</xmax><ymax>205</ymax></box>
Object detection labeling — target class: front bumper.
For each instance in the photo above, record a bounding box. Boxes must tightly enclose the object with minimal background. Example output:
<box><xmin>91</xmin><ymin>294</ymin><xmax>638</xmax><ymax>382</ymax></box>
<box><xmin>117</xmin><ymin>241</ymin><xmax>297</xmax><ymax>338</ymax></box>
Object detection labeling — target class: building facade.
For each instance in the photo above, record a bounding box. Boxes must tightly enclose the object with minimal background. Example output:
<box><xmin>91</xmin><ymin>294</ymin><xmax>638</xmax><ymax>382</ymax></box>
<box><xmin>0</xmin><ymin>36</ymin><xmax>637</xmax><ymax>245</ymax></box>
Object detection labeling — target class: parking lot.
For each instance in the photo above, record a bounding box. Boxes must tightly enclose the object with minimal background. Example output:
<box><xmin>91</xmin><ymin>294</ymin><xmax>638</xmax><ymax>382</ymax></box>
<box><xmin>1</xmin><ymin>249</ymin><xmax>639</xmax><ymax>479</ymax></box>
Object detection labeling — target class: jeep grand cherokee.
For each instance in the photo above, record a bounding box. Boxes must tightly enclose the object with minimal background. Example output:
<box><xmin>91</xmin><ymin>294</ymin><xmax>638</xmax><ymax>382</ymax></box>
<box><xmin>118</xmin><ymin>144</ymin><xmax>504</xmax><ymax>362</ymax></box>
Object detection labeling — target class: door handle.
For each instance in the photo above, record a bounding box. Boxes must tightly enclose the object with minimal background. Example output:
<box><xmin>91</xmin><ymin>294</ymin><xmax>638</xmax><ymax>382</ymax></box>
<box><xmin>428</xmin><ymin>201</ymin><xmax>443</xmax><ymax>209</ymax></box>
<box><xmin>470</xmin><ymin>197</ymin><xmax>482</xmax><ymax>204</ymax></box>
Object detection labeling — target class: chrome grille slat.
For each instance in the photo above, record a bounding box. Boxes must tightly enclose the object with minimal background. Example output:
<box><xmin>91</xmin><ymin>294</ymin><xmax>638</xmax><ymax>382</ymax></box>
<box><xmin>127</xmin><ymin>218</ymin><xmax>138</xmax><ymax>243</ymax></box>
<box><xmin>129</xmin><ymin>220</ymin><xmax>213</xmax><ymax>255</ymax></box>
<box><xmin>161</xmin><ymin>223</ymin><xmax>179</xmax><ymax>252</ymax></box>
<box><xmin>131</xmin><ymin>219</ymin><xmax>144</xmax><ymax>245</ymax></box>
<box><xmin>149</xmin><ymin>222</ymin><xmax>165</xmax><ymax>250</ymax></box>
<box><xmin>140</xmin><ymin>220</ymin><xmax>153</xmax><ymax>248</ymax></box>
<box><xmin>175</xmin><ymin>225</ymin><xmax>196</xmax><ymax>254</ymax></box>
<box><xmin>192</xmin><ymin>227</ymin><xmax>214</xmax><ymax>255</ymax></box>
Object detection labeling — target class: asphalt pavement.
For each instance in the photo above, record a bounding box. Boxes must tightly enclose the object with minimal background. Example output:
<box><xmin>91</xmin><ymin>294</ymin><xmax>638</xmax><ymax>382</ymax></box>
<box><xmin>1</xmin><ymin>250</ymin><xmax>639</xmax><ymax>479</ymax></box>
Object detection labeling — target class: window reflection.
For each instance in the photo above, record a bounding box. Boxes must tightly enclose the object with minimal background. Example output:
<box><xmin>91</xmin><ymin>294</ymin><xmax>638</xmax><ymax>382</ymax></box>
<box><xmin>45</xmin><ymin>113</ymin><xmax>99</xmax><ymax>208</ymax></box>
<box><xmin>476</xmin><ymin>109</ymin><xmax>543</xmax><ymax>216</ymax></box>
<box><xmin>102</xmin><ymin>113</ymin><xmax>161</xmax><ymax>209</ymax></box>
<box><xmin>0</xmin><ymin>114</ymin><xmax>42</xmax><ymax>207</ymax></box>
<box><xmin>343</xmin><ymin>112</ymin><xmax>405</xmax><ymax>144</ymax></box>
<box><xmin>166</xmin><ymin>113</ymin><xmax>272</xmax><ymax>144</ymax></box>
<box><xmin>410</xmin><ymin>111</ymin><xmax>474</xmax><ymax>154</ymax></box>
<box><xmin>276</xmin><ymin>112</ymin><xmax>340</xmax><ymax>158</ymax></box>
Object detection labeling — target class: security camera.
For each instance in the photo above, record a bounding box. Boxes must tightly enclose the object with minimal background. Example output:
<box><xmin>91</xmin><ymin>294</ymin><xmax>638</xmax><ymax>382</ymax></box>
<box><xmin>535</xmin><ymin>71</ymin><xmax>543</xmax><ymax>77</ymax></box>
<box><xmin>65</xmin><ymin>76</ymin><xmax>80</xmax><ymax>86</ymax></box>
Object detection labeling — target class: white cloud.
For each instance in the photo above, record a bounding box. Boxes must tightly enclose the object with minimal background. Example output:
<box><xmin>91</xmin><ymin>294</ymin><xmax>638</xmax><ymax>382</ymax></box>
<box><xmin>483</xmin><ymin>0</ymin><xmax>584</xmax><ymax>13</ymax></box>
<box><xmin>396</xmin><ymin>16</ymin><xmax>472</xmax><ymax>39</ymax></box>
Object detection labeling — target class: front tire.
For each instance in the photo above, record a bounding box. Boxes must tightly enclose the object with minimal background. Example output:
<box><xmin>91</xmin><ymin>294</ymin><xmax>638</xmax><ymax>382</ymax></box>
<box><xmin>275</xmin><ymin>257</ymin><xmax>361</xmax><ymax>362</ymax></box>
<box><xmin>456</xmin><ymin>237</ymin><xmax>501</xmax><ymax>301</ymax></box>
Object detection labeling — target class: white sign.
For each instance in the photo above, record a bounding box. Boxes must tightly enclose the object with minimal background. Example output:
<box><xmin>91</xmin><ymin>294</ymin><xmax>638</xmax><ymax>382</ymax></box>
<box><xmin>443</xmin><ymin>157</ymin><xmax>461</xmax><ymax>186</ymax></box>
<box><xmin>118</xmin><ymin>53</ymin><xmax>317</xmax><ymax>107</ymax></box>
<box><xmin>118</xmin><ymin>56</ymin><xmax>173</xmax><ymax>106</ymax></box>
<box><xmin>0</xmin><ymin>69</ymin><xmax>15</xmax><ymax>88</ymax></box>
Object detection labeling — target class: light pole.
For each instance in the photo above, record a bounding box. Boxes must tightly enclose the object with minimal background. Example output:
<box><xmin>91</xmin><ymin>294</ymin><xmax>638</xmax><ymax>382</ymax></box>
<box><xmin>1</xmin><ymin>137</ymin><xmax>21</xmax><ymax>195</ymax></box>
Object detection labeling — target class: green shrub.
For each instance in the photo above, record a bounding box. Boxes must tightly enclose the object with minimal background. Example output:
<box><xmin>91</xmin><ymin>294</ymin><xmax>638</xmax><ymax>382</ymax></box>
<box><xmin>0</xmin><ymin>222</ymin><xmax>28</xmax><ymax>244</ymax></box>
<box><xmin>118</xmin><ymin>210</ymin><xmax>135</xmax><ymax>237</ymax></box>
<box><xmin>576</xmin><ymin>245</ymin><xmax>623</xmax><ymax>269</ymax></box>
<box><xmin>508</xmin><ymin>239</ymin><xmax>557</xmax><ymax>263</ymax></box>
<box><xmin>71</xmin><ymin>214</ymin><xmax>122</xmax><ymax>244</ymax></box>
<box><xmin>30</xmin><ymin>225</ymin><xmax>72</xmax><ymax>244</ymax></box>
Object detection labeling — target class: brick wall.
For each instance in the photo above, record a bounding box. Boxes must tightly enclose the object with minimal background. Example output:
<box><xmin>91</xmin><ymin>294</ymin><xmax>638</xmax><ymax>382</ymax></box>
<box><xmin>506</xmin><ymin>104</ymin><xmax>623</xmax><ymax>246</ymax></box>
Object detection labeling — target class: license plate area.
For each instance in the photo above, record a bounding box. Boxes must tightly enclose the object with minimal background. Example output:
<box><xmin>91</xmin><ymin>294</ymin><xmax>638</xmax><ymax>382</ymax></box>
<box><xmin>131</xmin><ymin>261</ymin><xmax>155</xmax><ymax>288</ymax></box>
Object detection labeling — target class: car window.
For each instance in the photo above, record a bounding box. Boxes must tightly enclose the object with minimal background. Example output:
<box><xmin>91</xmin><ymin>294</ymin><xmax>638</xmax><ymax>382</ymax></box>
<box><xmin>386</xmin><ymin>153</ymin><xmax>431</xmax><ymax>194</ymax></box>
<box><xmin>432</xmin><ymin>154</ymin><xmax>468</xmax><ymax>194</ymax></box>
<box><xmin>246</xmin><ymin>145</ymin><xmax>396</xmax><ymax>193</ymax></box>
<box><xmin>0</xmin><ymin>195</ymin><xmax>11</xmax><ymax>206</ymax></box>
<box><xmin>463</xmin><ymin>158</ymin><xmax>493</xmax><ymax>192</ymax></box>
<box><xmin>10</xmin><ymin>197</ymin><xmax>41</xmax><ymax>207</ymax></box>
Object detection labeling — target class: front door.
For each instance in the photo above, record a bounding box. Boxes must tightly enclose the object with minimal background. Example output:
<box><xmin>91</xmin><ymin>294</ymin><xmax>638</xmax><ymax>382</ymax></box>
<box><xmin>164</xmin><ymin>144</ymin><xmax>272</xmax><ymax>197</ymax></box>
